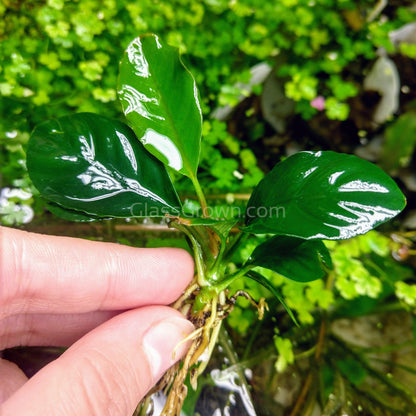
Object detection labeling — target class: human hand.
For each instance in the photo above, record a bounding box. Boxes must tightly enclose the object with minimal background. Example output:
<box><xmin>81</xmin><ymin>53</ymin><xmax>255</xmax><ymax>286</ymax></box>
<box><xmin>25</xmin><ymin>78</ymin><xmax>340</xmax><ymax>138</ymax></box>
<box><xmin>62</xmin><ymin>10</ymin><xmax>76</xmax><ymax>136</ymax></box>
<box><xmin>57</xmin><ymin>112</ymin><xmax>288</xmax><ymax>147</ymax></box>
<box><xmin>0</xmin><ymin>226</ymin><xmax>195</xmax><ymax>416</ymax></box>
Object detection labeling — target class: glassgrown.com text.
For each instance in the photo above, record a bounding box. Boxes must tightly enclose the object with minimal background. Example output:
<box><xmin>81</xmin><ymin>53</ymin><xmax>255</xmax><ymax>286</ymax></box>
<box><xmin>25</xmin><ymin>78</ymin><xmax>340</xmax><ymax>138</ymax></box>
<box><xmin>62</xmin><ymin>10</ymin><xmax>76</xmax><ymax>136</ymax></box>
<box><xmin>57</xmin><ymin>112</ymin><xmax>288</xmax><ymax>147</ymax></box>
<box><xmin>129</xmin><ymin>203</ymin><xmax>286</xmax><ymax>219</ymax></box>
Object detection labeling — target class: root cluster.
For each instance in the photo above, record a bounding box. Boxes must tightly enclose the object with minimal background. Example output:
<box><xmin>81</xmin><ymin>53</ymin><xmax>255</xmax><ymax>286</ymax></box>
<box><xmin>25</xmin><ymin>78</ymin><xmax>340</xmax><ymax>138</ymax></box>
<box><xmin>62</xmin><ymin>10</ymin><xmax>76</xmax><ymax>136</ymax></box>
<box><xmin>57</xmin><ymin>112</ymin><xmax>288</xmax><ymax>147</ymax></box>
<box><xmin>135</xmin><ymin>280</ymin><xmax>266</xmax><ymax>416</ymax></box>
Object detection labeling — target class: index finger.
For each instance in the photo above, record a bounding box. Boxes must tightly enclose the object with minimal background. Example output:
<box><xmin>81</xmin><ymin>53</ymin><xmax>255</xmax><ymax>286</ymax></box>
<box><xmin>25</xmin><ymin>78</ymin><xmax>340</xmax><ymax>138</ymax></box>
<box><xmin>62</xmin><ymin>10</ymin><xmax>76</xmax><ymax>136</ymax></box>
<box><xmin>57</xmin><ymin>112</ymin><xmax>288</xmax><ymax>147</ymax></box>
<box><xmin>0</xmin><ymin>227</ymin><xmax>194</xmax><ymax>318</ymax></box>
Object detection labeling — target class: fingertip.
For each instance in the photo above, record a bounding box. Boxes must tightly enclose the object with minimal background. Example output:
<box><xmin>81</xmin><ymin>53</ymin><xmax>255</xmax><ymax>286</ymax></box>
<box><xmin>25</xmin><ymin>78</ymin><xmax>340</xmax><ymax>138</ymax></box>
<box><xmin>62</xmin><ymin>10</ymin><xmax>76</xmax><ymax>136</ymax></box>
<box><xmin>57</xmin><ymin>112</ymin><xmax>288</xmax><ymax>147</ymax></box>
<box><xmin>161</xmin><ymin>247</ymin><xmax>195</xmax><ymax>282</ymax></box>
<box><xmin>1</xmin><ymin>307</ymin><xmax>194</xmax><ymax>416</ymax></box>
<box><xmin>142</xmin><ymin>314</ymin><xmax>195</xmax><ymax>381</ymax></box>
<box><xmin>0</xmin><ymin>359</ymin><xmax>28</xmax><ymax>404</ymax></box>
<box><xmin>124</xmin><ymin>247</ymin><xmax>195</xmax><ymax>305</ymax></box>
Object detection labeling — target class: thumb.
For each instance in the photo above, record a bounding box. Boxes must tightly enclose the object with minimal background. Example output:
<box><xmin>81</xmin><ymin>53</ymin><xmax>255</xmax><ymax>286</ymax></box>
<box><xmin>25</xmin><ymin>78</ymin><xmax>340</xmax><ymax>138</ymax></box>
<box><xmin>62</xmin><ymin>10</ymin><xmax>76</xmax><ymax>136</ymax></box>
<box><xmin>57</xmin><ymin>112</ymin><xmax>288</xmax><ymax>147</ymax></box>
<box><xmin>1</xmin><ymin>306</ymin><xmax>194</xmax><ymax>416</ymax></box>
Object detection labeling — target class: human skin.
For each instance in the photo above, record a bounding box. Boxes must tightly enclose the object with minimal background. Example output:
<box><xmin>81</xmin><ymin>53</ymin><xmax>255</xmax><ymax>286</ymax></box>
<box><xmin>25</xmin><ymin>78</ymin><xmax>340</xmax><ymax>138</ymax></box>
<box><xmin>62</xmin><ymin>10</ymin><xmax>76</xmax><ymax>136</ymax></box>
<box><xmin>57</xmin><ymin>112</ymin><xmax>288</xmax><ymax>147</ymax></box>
<box><xmin>0</xmin><ymin>226</ymin><xmax>195</xmax><ymax>416</ymax></box>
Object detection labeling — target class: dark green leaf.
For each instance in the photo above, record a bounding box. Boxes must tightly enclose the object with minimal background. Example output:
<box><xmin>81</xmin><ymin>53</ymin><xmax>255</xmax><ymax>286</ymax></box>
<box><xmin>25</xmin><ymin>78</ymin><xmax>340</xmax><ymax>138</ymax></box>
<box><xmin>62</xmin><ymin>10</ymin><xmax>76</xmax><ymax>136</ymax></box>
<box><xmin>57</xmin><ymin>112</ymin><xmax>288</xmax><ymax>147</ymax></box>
<box><xmin>248</xmin><ymin>235</ymin><xmax>332</xmax><ymax>282</ymax></box>
<box><xmin>118</xmin><ymin>34</ymin><xmax>202</xmax><ymax>178</ymax></box>
<box><xmin>244</xmin><ymin>151</ymin><xmax>406</xmax><ymax>240</ymax></box>
<box><xmin>27</xmin><ymin>113</ymin><xmax>181</xmax><ymax>218</ymax></box>
<box><xmin>46</xmin><ymin>203</ymin><xmax>102</xmax><ymax>222</ymax></box>
<box><xmin>246</xmin><ymin>270</ymin><xmax>299</xmax><ymax>326</ymax></box>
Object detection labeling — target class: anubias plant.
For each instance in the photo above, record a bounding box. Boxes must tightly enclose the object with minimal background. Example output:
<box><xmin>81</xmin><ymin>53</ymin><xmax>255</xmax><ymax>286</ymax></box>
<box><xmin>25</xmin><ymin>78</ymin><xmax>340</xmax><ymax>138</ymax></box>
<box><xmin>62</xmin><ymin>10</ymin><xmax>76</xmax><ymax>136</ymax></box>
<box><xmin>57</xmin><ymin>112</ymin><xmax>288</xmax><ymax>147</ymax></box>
<box><xmin>26</xmin><ymin>34</ymin><xmax>406</xmax><ymax>416</ymax></box>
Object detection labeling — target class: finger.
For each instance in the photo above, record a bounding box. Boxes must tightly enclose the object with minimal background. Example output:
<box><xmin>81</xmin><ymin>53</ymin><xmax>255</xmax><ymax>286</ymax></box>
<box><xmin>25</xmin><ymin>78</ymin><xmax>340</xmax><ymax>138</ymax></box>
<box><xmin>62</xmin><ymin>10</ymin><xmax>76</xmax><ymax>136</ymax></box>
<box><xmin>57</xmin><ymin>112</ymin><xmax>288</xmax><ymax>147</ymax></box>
<box><xmin>1</xmin><ymin>306</ymin><xmax>194</xmax><ymax>416</ymax></box>
<box><xmin>0</xmin><ymin>359</ymin><xmax>28</xmax><ymax>404</ymax></box>
<box><xmin>1</xmin><ymin>227</ymin><xmax>194</xmax><ymax>317</ymax></box>
<box><xmin>0</xmin><ymin>310</ymin><xmax>120</xmax><ymax>349</ymax></box>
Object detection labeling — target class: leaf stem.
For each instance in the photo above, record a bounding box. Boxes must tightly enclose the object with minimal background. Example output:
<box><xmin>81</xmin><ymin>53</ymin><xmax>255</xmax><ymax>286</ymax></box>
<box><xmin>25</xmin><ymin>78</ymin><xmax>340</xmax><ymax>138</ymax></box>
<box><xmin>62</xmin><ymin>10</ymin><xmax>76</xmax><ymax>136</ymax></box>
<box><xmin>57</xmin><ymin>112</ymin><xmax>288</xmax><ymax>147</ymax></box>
<box><xmin>208</xmin><ymin>238</ymin><xmax>227</xmax><ymax>280</ymax></box>
<box><xmin>171</xmin><ymin>222</ymin><xmax>208</xmax><ymax>286</ymax></box>
<box><xmin>191</xmin><ymin>175</ymin><xmax>209</xmax><ymax>217</ymax></box>
<box><xmin>213</xmin><ymin>264</ymin><xmax>254</xmax><ymax>293</ymax></box>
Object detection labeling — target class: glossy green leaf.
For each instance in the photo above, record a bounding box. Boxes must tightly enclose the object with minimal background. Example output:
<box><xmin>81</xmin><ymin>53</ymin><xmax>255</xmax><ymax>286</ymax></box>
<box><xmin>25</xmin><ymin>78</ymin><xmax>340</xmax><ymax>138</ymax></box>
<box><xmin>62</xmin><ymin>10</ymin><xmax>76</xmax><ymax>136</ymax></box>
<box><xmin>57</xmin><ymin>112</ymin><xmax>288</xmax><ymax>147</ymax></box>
<box><xmin>247</xmin><ymin>235</ymin><xmax>332</xmax><ymax>282</ymax></box>
<box><xmin>244</xmin><ymin>151</ymin><xmax>406</xmax><ymax>240</ymax></box>
<box><xmin>46</xmin><ymin>203</ymin><xmax>102</xmax><ymax>222</ymax></box>
<box><xmin>246</xmin><ymin>270</ymin><xmax>299</xmax><ymax>326</ymax></box>
<box><xmin>27</xmin><ymin>113</ymin><xmax>181</xmax><ymax>218</ymax></box>
<box><xmin>118</xmin><ymin>34</ymin><xmax>202</xmax><ymax>178</ymax></box>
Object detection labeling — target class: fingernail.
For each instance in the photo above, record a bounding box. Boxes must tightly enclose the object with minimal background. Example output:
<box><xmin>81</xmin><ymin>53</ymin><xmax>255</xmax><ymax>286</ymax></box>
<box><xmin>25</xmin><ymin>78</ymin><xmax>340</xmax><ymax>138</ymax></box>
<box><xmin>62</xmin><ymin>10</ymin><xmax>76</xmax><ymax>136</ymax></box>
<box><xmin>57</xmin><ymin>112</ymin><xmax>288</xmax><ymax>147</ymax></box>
<box><xmin>142</xmin><ymin>316</ymin><xmax>194</xmax><ymax>381</ymax></box>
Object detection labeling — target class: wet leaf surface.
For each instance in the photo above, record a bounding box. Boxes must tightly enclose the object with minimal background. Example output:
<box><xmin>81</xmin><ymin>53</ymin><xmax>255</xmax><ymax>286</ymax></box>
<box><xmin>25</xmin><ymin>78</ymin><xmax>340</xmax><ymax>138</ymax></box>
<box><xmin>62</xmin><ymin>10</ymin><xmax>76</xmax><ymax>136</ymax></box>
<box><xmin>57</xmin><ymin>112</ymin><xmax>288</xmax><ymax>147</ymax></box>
<box><xmin>248</xmin><ymin>235</ymin><xmax>332</xmax><ymax>282</ymax></box>
<box><xmin>118</xmin><ymin>34</ymin><xmax>202</xmax><ymax>178</ymax></box>
<box><xmin>27</xmin><ymin>113</ymin><xmax>181</xmax><ymax>218</ymax></box>
<box><xmin>244</xmin><ymin>151</ymin><xmax>406</xmax><ymax>240</ymax></box>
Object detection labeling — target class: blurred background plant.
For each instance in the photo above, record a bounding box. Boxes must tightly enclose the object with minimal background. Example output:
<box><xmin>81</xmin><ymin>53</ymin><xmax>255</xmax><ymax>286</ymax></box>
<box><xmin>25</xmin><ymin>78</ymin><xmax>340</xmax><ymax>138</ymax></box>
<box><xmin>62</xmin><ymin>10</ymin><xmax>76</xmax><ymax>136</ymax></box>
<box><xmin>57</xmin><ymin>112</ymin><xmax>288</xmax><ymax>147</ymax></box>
<box><xmin>2</xmin><ymin>0</ymin><xmax>416</xmax><ymax>414</ymax></box>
